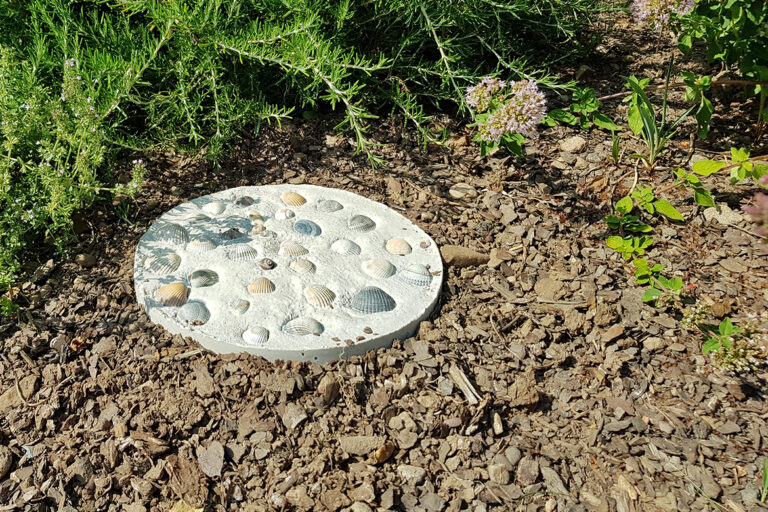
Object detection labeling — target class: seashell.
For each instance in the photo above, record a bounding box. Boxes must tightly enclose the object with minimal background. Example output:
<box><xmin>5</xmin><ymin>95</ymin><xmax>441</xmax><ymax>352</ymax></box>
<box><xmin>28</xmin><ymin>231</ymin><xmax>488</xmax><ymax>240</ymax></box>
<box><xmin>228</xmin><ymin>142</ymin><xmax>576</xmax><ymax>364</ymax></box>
<box><xmin>317</xmin><ymin>199</ymin><xmax>343</xmax><ymax>212</ymax></box>
<box><xmin>232</xmin><ymin>299</ymin><xmax>250</xmax><ymax>315</ymax></box>
<box><xmin>283</xmin><ymin>317</ymin><xmax>324</xmax><ymax>336</ymax></box>
<box><xmin>290</xmin><ymin>259</ymin><xmax>316</xmax><ymax>274</ymax></box>
<box><xmin>259</xmin><ymin>258</ymin><xmax>276</xmax><ymax>270</ymax></box>
<box><xmin>278</xmin><ymin>240</ymin><xmax>308</xmax><ymax>256</ymax></box>
<box><xmin>187</xmin><ymin>213</ymin><xmax>211</xmax><ymax>223</ymax></box>
<box><xmin>331</xmin><ymin>239</ymin><xmax>361</xmax><ymax>256</ymax></box>
<box><xmin>202</xmin><ymin>201</ymin><xmax>226</xmax><ymax>215</ymax></box>
<box><xmin>155</xmin><ymin>282</ymin><xmax>189</xmax><ymax>307</ymax></box>
<box><xmin>248</xmin><ymin>210</ymin><xmax>264</xmax><ymax>222</ymax></box>
<box><xmin>187</xmin><ymin>236</ymin><xmax>217</xmax><ymax>253</ymax></box>
<box><xmin>385</xmin><ymin>238</ymin><xmax>412</xmax><ymax>255</ymax></box>
<box><xmin>293</xmin><ymin>220</ymin><xmax>322</xmax><ymax>237</ymax></box>
<box><xmin>247</xmin><ymin>277</ymin><xmax>275</xmax><ymax>294</ymax></box>
<box><xmin>189</xmin><ymin>269</ymin><xmax>218</xmax><ymax>288</ymax></box>
<box><xmin>349</xmin><ymin>286</ymin><xmax>396</xmax><ymax>313</ymax></box>
<box><xmin>177</xmin><ymin>301</ymin><xmax>210</xmax><ymax>325</ymax></box>
<box><xmin>235</xmin><ymin>196</ymin><xmax>255</xmax><ymax>207</ymax></box>
<box><xmin>242</xmin><ymin>326</ymin><xmax>270</xmax><ymax>345</ymax></box>
<box><xmin>281</xmin><ymin>192</ymin><xmax>306</xmax><ymax>206</ymax></box>
<box><xmin>348</xmin><ymin>215</ymin><xmax>376</xmax><ymax>232</ymax></box>
<box><xmin>361</xmin><ymin>259</ymin><xmax>396</xmax><ymax>279</ymax></box>
<box><xmin>304</xmin><ymin>285</ymin><xmax>336</xmax><ymax>308</ymax></box>
<box><xmin>251</xmin><ymin>223</ymin><xmax>265</xmax><ymax>235</ymax></box>
<box><xmin>399</xmin><ymin>263</ymin><xmax>432</xmax><ymax>286</ymax></box>
<box><xmin>227</xmin><ymin>243</ymin><xmax>259</xmax><ymax>261</ymax></box>
<box><xmin>220</xmin><ymin>227</ymin><xmax>244</xmax><ymax>241</ymax></box>
<box><xmin>155</xmin><ymin>223</ymin><xmax>189</xmax><ymax>245</ymax></box>
<box><xmin>275</xmin><ymin>208</ymin><xmax>295</xmax><ymax>220</ymax></box>
<box><xmin>146</xmin><ymin>252</ymin><xmax>181</xmax><ymax>275</ymax></box>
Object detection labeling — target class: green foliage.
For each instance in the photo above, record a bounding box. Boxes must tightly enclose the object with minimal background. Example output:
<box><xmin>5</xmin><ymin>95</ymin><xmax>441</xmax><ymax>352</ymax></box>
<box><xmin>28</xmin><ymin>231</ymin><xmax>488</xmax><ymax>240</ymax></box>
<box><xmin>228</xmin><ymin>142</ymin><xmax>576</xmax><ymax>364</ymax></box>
<box><xmin>606</xmin><ymin>235</ymin><xmax>653</xmax><ymax>260</ymax></box>
<box><xmin>680</xmin><ymin>72</ymin><xmax>713</xmax><ymax>139</ymax></box>
<box><xmin>631</xmin><ymin>186</ymin><xmax>684</xmax><ymax>221</ymax></box>
<box><xmin>691</xmin><ymin>148</ymin><xmax>768</xmax><ymax>185</ymax></box>
<box><xmin>545</xmin><ymin>87</ymin><xmax>621</xmax><ymax>131</ymax></box>
<box><xmin>762</xmin><ymin>458</ymin><xmax>768</xmax><ymax>503</ymax></box>
<box><xmin>699</xmin><ymin>316</ymin><xmax>768</xmax><ymax>371</ymax></box>
<box><xmin>0</xmin><ymin>295</ymin><xmax>18</xmax><ymax>318</ymax></box>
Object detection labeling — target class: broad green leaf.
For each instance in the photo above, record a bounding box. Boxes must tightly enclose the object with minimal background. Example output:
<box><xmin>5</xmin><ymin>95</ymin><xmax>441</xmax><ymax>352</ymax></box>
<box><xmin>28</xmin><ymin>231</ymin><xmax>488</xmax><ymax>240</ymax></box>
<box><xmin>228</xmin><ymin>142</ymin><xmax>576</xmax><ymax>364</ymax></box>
<box><xmin>702</xmin><ymin>337</ymin><xmax>720</xmax><ymax>354</ymax></box>
<box><xmin>719</xmin><ymin>317</ymin><xmax>738</xmax><ymax>336</ymax></box>
<box><xmin>548</xmin><ymin>109</ymin><xmax>578</xmax><ymax>125</ymax></box>
<box><xmin>605</xmin><ymin>236</ymin><xmax>625</xmax><ymax>250</ymax></box>
<box><xmin>678</xmin><ymin>34</ymin><xmax>692</xmax><ymax>53</ymax></box>
<box><xmin>642</xmin><ymin>288</ymin><xmax>662</xmax><ymax>303</ymax></box>
<box><xmin>695</xmin><ymin>96</ymin><xmax>713</xmax><ymax>139</ymax></box>
<box><xmin>579</xmin><ymin>115</ymin><xmax>590</xmax><ymax>131</ymax></box>
<box><xmin>652</xmin><ymin>199</ymin><xmax>684</xmax><ymax>221</ymax></box>
<box><xmin>667</xmin><ymin>277</ymin><xmax>683</xmax><ymax>290</ymax></box>
<box><xmin>592</xmin><ymin>112</ymin><xmax>622</xmax><ymax>131</ymax></box>
<box><xmin>694</xmin><ymin>188</ymin><xmax>715</xmax><ymax>207</ymax></box>
<box><xmin>632</xmin><ymin>258</ymin><xmax>649</xmax><ymax>271</ymax></box>
<box><xmin>731</xmin><ymin>147</ymin><xmax>750</xmax><ymax>163</ymax></box>
<box><xmin>692</xmin><ymin>160</ymin><xmax>725</xmax><ymax>176</ymax></box>
<box><xmin>627</xmin><ymin>104</ymin><xmax>644</xmax><ymax>137</ymax></box>
<box><xmin>615</xmin><ymin>196</ymin><xmax>633</xmax><ymax>215</ymax></box>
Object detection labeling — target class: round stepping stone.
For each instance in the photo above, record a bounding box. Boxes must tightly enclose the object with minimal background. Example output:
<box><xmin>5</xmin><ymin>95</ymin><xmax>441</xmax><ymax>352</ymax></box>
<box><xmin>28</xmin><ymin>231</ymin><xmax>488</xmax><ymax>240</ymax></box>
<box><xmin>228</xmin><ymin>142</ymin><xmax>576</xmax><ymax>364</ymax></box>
<box><xmin>133</xmin><ymin>184</ymin><xmax>443</xmax><ymax>362</ymax></box>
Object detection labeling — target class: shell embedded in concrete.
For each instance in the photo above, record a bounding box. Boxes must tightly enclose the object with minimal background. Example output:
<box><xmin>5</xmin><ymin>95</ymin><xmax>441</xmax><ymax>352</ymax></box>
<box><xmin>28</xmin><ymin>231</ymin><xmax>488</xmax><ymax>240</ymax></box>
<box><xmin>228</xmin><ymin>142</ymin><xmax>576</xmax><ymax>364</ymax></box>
<box><xmin>178</xmin><ymin>301</ymin><xmax>211</xmax><ymax>325</ymax></box>
<box><xmin>281</xmin><ymin>192</ymin><xmax>306</xmax><ymax>206</ymax></box>
<box><xmin>188</xmin><ymin>236</ymin><xmax>217</xmax><ymax>253</ymax></box>
<box><xmin>242</xmin><ymin>326</ymin><xmax>270</xmax><ymax>345</ymax></box>
<box><xmin>304</xmin><ymin>285</ymin><xmax>336</xmax><ymax>308</ymax></box>
<box><xmin>275</xmin><ymin>208</ymin><xmax>295</xmax><ymax>220</ymax></box>
<box><xmin>283</xmin><ymin>317</ymin><xmax>324</xmax><ymax>336</ymax></box>
<box><xmin>385</xmin><ymin>238</ymin><xmax>412</xmax><ymax>255</ymax></box>
<box><xmin>247</xmin><ymin>277</ymin><xmax>275</xmax><ymax>294</ymax></box>
<box><xmin>361</xmin><ymin>259</ymin><xmax>396</xmax><ymax>279</ymax></box>
<box><xmin>294</xmin><ymin>220</ymin><xmax>322</xmax><ymax>237</ymax></box>
<box><xmin>398</xmin><ymin>263</ymin><xmax>432</xmax><ymax>286</ymax></box>
<box><xmin>290</xmin><ymin>259</ymin><xmax>316</xmax><ymax>274</ymax></box>
<box><xmin>155</xmin><ymin>282</ymin><xmax>189</xmax><ymax>307</ymax></box>
<box><xmin>190</xmin><ymin>269</ymin><xmax>219</xmax><ymax>288</ymax></box>
<box><xmin>279</xmin><ymin>240</ymin><xmax>308</xmax><ymax>256</ymax></box>
<box><xmin>349</xmin><ymin>286</ymin><xmax>396</xmax><ymax>313</ymax></box>
<box><xmin>227</xmin><ymin>244</ymin><xmax>259</xmax><ymax>261</ymax></box>
<box><xmin>349</xmin><ymin>215</ymin><xmax>376</xmax><ymax>232</ymax></box>
<box><xmin>232</xmin><ymin>299</ymin><xmax>250</xmax><ymax>315</ymax></box>
<box><xmin>331</xmin><ymin>239</ymin><xmax>361</xmax><ymax>256</ymax></box>
<box><xmin>202</xmin><ymin>201</ymin><xmax>226</xmax><ymax>215</ymax></box>
<box><xmin>146</xmin><ymin>252</ymin><xmax>181</xmax><ymax>275</ymax></box>
<box><xmin>317</xmin><ymin>199</ymin><xmax>343</xmax><ymax>212</ymax></box>
<box><xmin>155</xmin><ymin>223</ymin><xmax>189</xmax><ymax>245</ymax></box>
<box><xmin>235</xmin><ymin>196</ymin><xmax>255</xmax><ymax>206</ymax></box>
<box><xmin>220</xmin><ymin>227</ymin><xmax>244</xmax><ymax>241</ymax></box>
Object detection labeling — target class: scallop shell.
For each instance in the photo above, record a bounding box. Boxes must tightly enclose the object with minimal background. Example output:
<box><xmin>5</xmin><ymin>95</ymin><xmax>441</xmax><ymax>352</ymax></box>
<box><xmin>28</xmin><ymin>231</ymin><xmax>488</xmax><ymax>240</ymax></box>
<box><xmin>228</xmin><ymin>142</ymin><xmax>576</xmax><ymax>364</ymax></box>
<box><xmin>399</xmin><ymin>263</ymin><xmax>432</xmax><ymax>286</ymax></box>
<box><xmin>348</xmin><ymin>215</ymin><xmax>376</xmax><ymax>232</ymax></box>
<box><xmin>155</xmin><ymin>282</ymin><xmax>189</xmax><ymax>307</ymax></box>
<box><xmin>247</xmin><ymin>277</ymin><xmax>275</xmax><ymax>294</ymax></box>
<box><xmin>331</xmin><ymin>239</ymin><xmax>361</xmax><ymax>256</ymax></box>
<box><xmin>361</xmin><ymin>259</ymin><xmax>396</xmax><ymax>279</ymax></box>
<box><xmin>177</xmin><ymin>301</ymin><xmax>210</xmax><ymax>325</ymax></box>
<box><xmin>281</xmin><ymin>192</ymin><xmax>307</xmax><ymax>206</ymax></box>
<box><xmin>242</xmin><ymin>326</ymin><xmax>270</xmax><ymax>345</ymax></box>
<box><xmin>349</xmin><ymin>286</ymin><xmax>396</xmax><ymax>313</ymax></box>
<box><xmin>248</xmin><ymin>210</ymin><xmax>264</xmax><ymax>222</ymax></box>
<box><xmin>220</xmin><ymin>227</ymin><xmax>244</xmax><ymax>241</ymax></box>
<box><xmin>293</xmin><ymin>220</ymin><xmax>322</xmax><ymax>237</ymax></box>
<box><xmin>259</xmin><ymin>258</ymin><xmax>276</xmax><ymax>270</ymax></box>
<box><xmin>385</xmin><ymin>238</ymin><xmax>412</xmax><ymax>255</ymax></box>
<box><xmin>189</xmin><ymin>269</ymin><xmax>218</xmax><ymax>288</ymax></box>
<box><xmin>290</xmin><ymin>259</ymin><xmax>316</xmax><ymax>274</ymax></box>
<box><xmin>235</xmin><ymin>196</ymin><xmax>255</xmax><ymax>206</ymax></box>
<box><xmin>283</xmin><ymin>317</ymin><xmax>324</xmax><ymax>336</ymax></box>
<box><xmin>146</xmin><ymin>252</ymin><xmax>181</xmax><ymax>275</ymax></box>
<box><xmin>202</xmin><ymin>201</ymin><xmax>226</xmax><ymax>215</ymax></box>
<box><xmin>187</xmin><ymin>213</ymin><xmax>211</xmax><ymax>224</ymax></box>
<box><xmin>317</xmin><ymin>199</ymin><xmax>343</xmax><ymax>212</ymax></box>
<box><xmin>275</xmin><ymin>208</ymin><xmax>295</xmax><ymax>220</ymax></box>
<box><xmin>232</xmin><ymin>299</ymin><xmax>250</xmax><ymax>315</ymax></box>
<box><xmin>227</xmin><ymin>243</ymin><xmax>259</xmax><ymax>261</ymax></box>
<box><xmin>278</xmin><ymin>240</ymin><xmax>308</xmax><ymax>256</ymax></box>
<box><xmin>155</xmin><ymin>223</ymin><xmax>189</xmax><ymax>245</ymax></box>
<box><xmin>304</xmin><ymin>285</ymin><xmax>336</xmax><ymax>308</ymax></box>
<box><xmin>187</xmin><ymin>236</ymin><xmax>217</xmax><ymax>252</ymax></box>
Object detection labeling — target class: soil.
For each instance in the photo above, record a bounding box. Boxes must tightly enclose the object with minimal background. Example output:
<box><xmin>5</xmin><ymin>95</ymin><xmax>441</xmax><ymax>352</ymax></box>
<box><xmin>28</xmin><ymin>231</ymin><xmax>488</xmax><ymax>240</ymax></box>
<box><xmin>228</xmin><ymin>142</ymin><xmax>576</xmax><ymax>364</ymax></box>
<box><xmin>1</xmin><ymin>9</ymin><xmax>768</xmax><ymax>512</ymax></box>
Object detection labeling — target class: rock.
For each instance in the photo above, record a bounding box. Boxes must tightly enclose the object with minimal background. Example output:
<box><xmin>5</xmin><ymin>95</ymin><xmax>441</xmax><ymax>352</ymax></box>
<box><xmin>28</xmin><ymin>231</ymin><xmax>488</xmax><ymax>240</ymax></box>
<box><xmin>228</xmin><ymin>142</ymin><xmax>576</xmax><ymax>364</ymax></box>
<box><xmin>488</xmin><ymin>464</ymin><xmax>510</xmax><ymax>485</ymax></box>
<box><xmin>75</xmin><ymin>253</ymin><xmax>97</xmax><ymax>268</ymax></box>
<box><xmin>534</xmin><ymin>277</ymin><xmax>563</xmax><ymax>300</ymax></box>
<box><xmin>741</xmin><ymin>483</ymin><xmax>760</xmax><ymax>506</ymax></box>
<box><xmin>643</xmin><ymin>337</ymin><xmax>664</xmax><ymax>351</ymax></box>
<box><xmin>717</xmin><ymin>421</ymin><xmax>740</xmax><ymax>434</ymax></box>
<box><xmin>339</xmin><ymin>435</ymin><xmax>384</xmax><ymax>456</ymax></box>
<box><xmin>281</xmin><ymin>403</ymin><xmax>308</xmax><ymax>430</ymax></box>
<box><xmin>559</xmin><ymin>135</ymin><xmax>587</xmax><ymax>153</ymax></box>
<box><xmin>317</xmin><ymin>373</ymin><xmax>340</xmax><ymax>406</ymax></box>
<box><xmin>0</xmin><ymin>446</ymin><xmax>12</xmax><ymax>479</ymax></box>
<box><xmin>703</xmin><ymin>203</ymin><xmax>743</xmax><ymax>225</ymax></box>
<box><xmin>344</xmin><ymin>504</ymin><xmax>373</xmax><ymax>512</ymax></box>
<box><xmin>602</xmin><ymin>325</ymin><xmax>625</xmax><ymax>343</ymax></box>
<box><xmin>507</xmin><ymin>370</ymin><xmax>539</xmax><ymax>407</ymax></box>
<box><xmin>420</xmin><ymin>492</ymin><xmax>446</xmax><ymax>511</ymax></box>
<box><xmin>440</xmin><ymin>245</ymin><xmax>490</xmax><ymax>268</ymax></box>
<box><xmin>0</xmin><ymin>375</ymin><xmax>38</xmax><ymax>412</ymax></box>
<box><xmin>321</xmin><ymin>489</ymin><xmax>351</xmax><ymax>511</ymax></box>
<box><xmin>541</xmin><ymin>467</ymin><xmax>569</xmax><ymax>495</ymax></box>
<box><xmin>348</xmin><ymin>483</ymin><xmax>375</xmax><ymax>503</ymax></box>
<box><xmin>719</xmin><ymin>258</ymin><xmax>747</xmax><ymax>273</ymax></box>
<box><xmin>397</xmin><ymin>464</ymin><xmax>427</xmax><ymax>486</ymax></box>
<box><xmin>449</xmin><ymin>183</ymin><xmax>478</xmax><ymax>200</ymax></box>
<box><xmin>196</xmin><ymin>441</ymin><xmax>224</xmax><ymax>478</ymax></box>
<box><xmin>286</xmin><ymin>486</ymin><xmax>315</xmax><ymax>509</ymax></box>
<box><xmin>517</xmin><ymin>456</ymin><xmax>539</xmax><ymax>486</ymax></box>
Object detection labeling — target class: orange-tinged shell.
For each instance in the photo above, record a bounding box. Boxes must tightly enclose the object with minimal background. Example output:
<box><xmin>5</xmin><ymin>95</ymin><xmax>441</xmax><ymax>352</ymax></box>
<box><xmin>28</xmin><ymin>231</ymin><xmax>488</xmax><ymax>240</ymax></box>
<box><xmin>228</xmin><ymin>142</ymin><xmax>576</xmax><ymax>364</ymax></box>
<box><xmin>385</xmin><ymin>238</ymin><xmax>412</xmax><ymax>255</ymax></box>
<box><xmin>281</xmin><ymin>192</ymin><xmax>306</xmax><ymax>206</ymax></box>
<box><xmin>247</xmin><ymin>277</ymin><xmax>275</xmax><ymax>294</ymax></box>
<box><xmin>279</xmin><ymin>240</ymin><xmax>308</xmax><ymax>256</ymax></box>
<box><xmin>155</xmin><ymin>282</ymin><xmax>189</xmax><ymax>307</ymax></box>
<box><xmin>304</xmin><ymin>285</ymin><xmax>336</xmax><ymax>308</ymax></box>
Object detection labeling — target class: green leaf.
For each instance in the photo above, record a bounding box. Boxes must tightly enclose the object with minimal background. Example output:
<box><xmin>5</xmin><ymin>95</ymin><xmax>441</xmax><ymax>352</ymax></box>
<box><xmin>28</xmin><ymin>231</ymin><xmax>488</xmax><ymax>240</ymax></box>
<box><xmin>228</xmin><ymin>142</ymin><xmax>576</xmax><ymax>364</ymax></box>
<box><xmin>605</xmin><ymin>236</ymin><xmax>625</xmax><ymax>250</ymax></box>
<box><xmin>731</xmin><ymin>147</ymin><xmax>750</xmax><ymax>163</ymax></box>
<box><xmin>678</xmin><ymin>34</ymin><xmax>692</xmax><ymax>53</ymax></box>
<box><xmin>615</xmin><ymin>196</ymin><xmax>633</xmax><ymax>215</ymax></box>
<box><xmin>592</xmin><ymin>112</ymin><xmax>622</xmax><ymax>131</ymax></box>
<box><xmin>627</xmin><ymin>104</ymin><xmax>644</xmax><ymax>137</ymax></box>
<box><xmin>642</xmin><ymin>288</ymin><xmax>662</xmax><ymax>303</ymax></box>
<box><xmin>695</xmin><ymin>96</ymin><xmax>713</xmax><ymax>139</ymax></box>
<box><xmin>694</xmin><ymin>187</ymin><xmax>715</xmax><ymax>206</ymax></box>
<box><xmin>692</xmin><ymin>160</ymin><xmax>726</xmax><ymax>176</ymax></box>
<box><xmin>548</xmin><ymin>109</ymin><xmax>578</xmax><ymax>126</ymax></box>
<box><xmin>604</xmin><ymin>215</ymin><xmax>621</xmax><ymax>229</ymax></box>
<box><xmin>702</xmin><ymin>337</ymin><xmax>720</xmax><ymax>354</ymax></box>
<box><xmin>652</xmin><ymin>199</ymin><xmax>684</xmax><ymax>221</ymax></box>
<box><xmin>579</xmin><ymin>115</ymin><xmax>590</xmax><ymax>131</ymax></box>
<box><xmin>719</xmin><ymin>317</ymin><xmax>738</xmax><ymax>336</ymax></box>
<box><xmin>667</xmin><ymin>277</ymin><xmax>683</xmax><ymax>290</ymax></box>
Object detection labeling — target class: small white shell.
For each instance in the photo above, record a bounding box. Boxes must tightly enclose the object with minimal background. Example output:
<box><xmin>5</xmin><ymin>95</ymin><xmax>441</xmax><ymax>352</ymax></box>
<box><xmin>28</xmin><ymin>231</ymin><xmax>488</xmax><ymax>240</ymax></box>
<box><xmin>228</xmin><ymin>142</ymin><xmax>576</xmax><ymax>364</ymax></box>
<box><xmin>385</xmin><ymin>238</ymin><xmax>412</xmax><ymax>255</ymax></box>
<box><xmin>202</xmin><ymin>201</ymin><xmax>227</xmax><ymax>215</ymax></box>
<box><xmin>278</xmin><ymin>240</ymin><xmax>308</xmax><ymax>256</ymax></box>
<box><xmin>361</xmin><ymin>259</ymin><xmax>396</xmax><ymax>279</ymax></box>
<box><xmin>146</xmin><ymin>252</ymin><xmax>181</xmax><ymax>275</ymax></box>
<box><xmin>275</xmin><ymin>208</ymin><xmax>295</xmax><ymax>220</ymax></box>
<box><xmin>331</xmin><ymin>239</ymin><xmax>361</xmax><ymax>256</ymax></box>
<box><xmin>304</xmin><ymin>285</ymin><xmax>336</xmax><ymax>308</ymax></box>
<box><xmin>155</xmin><ymin>282</ymin><xmax>189</xmax><ymax>307</ymax></box>
<box><xmin>187</xmin><ymin>236</ymin><xmax>217</xmax><ymax>253</ymax></box>
<box><xmin>283</xmin><ymin>317</ymin><xmax>324</xmax><ymax>336</ymax></box>
<box><xmin>232</xmin><ymin>299</ymin><xmax>250</xmax><ymax>315</ymax></box>
<box><xmin>227</xmin><ymin>244</ymin><xmax>259</xmax><ymax>261</ymax></box>
<box><xmin>242</xmin><ymin>326</ymin><xmax>270</xmax><ymax>346</ymax></box>
<box><xmin>189</xmin><ymin>269</ymin><xmax>218</xmax><ymax>288</ymax></box>
<box><xmin>290</xmin><ymin>259</ymin><xmax>316</xmax><ymax>274</ymax></box>
<box><xmin>281</xmin><ymin>192</ymin><xmax>307</xmax><ymax>206</ymax></box>
<box><xmin>177</xmin><ymin>301</ymin><xmax>210</xmax><ymax>325</ymax></box>
<box><xmin>317</xmin><ymin>199</ymin><xmax>343</xmax><ymax>212</ymax></box>
<box><xmin>155</xmin><ymin>223</ymin><xmax>189</xmax><ymax>245</ymax></box>
<box><xmin>399</xmin><ymin>263</ymin><xmax>432</xmax><ymax>286</ymax></box>
<box><xmin>247</xmin><ymin>277</ymin><xmax>275</xmax><ymax>294</ymax></box>
<box><xmin>348</xmin><ymin>215</ymin><xmax>376</xmax><ymax>232</ymax></box>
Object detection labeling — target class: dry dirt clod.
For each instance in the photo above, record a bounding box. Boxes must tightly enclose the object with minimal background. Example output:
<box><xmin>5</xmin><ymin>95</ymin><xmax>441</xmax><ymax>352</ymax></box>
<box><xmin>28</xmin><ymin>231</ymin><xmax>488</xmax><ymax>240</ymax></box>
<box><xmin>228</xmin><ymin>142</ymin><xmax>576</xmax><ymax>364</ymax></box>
<box><xmin>196</xmin><ymin>441</ymin><xmax>224</xmax><ymax>478</ymax></box>
<box><xmin>440</xmin><ymin>245</ymin><xmax>490</xmax><ymax>268</ymax></box>
<box><xmin>281</xmin><ymin>403</ymin><xmax>308</xmax><ymax>430</ymax></box>
<box><xmin>317</xmin><ymin>373</ymin><xmax>340</xmax><ymax>406</ymax></box>
<box><xmin>448</xmin><ymin>183</ymin><xmax>478</xmax><ymax>200</ymax></box>
<box><xmin>0</xmin><ymin>446</ymin><xmax>13</xmax><ymax>479</ymax></box>
<box><xmin>339</xmin><ymin>435</ymin><xmax>384</xmax><ymax>456</ymax></box>
<box><xmin>559</xmin><ymin>135</ymin><xmax>587</xmax><ymax>153</ymax></box>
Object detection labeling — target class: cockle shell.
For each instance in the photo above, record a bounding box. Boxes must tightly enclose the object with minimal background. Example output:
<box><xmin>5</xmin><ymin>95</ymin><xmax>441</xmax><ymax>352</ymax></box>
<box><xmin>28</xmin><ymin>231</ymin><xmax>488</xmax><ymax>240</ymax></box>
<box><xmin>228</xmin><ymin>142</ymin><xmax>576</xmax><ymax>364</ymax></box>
<box><xmin>189</xmin><ymin>269</ymin><xmax>218</xmax><ymax>288</ymax></box>
<box><xmin>202</xmin><ymin>201</ymin><xmax>227</xmax><ymax>215</ymax></box>
<box><xmin>235</xmin><ymin>196</ymin><xmax>255</xmax><ymax>206</ymax></box>
<box><xmin>283</xmin><ymin>317</ymin><xmax>324</xmax><ymax>336</ymax></box>
<box><xmin>304</xmin><ymin>285</ymin><xmax>336</xmax><ymax>308</ymax></box>
<box><xmin>177</xmin><ymin>301</ymin><xmax>210</xmax><ymax>325</ymax></box>
<box><xmin>281</xmin><ymin>192</ymin><xmax>307</xmax><ymax>206</ymax></box>
<box><xmin>331</xmin><ymin>239</ymin><xmax>361</xmax><ymax>256</ymax></box>
<box><xmin>385</xmin><ymin>238</ymin><xmax>412</xmax><ymax>255</ymax></box>
<box><xmin>146</xmin><ymin>252</ymin><xmax>181</xmax><ymax>275</ymax></box>
<box><xmin>293</xmin><ymin>220</ymin><xmax>322</xmax><ymax>237</ymax></box>
<box><xmin>278</xmin><ymin>240</ymin><xmax>308</xmax><ymax>256</ymax></box>
<box><xmin>275</xmin><ymin>208</ymin><xmax>295</xmax><ymax>220</ymax></box>
<box><xmin>349</xmin><ymin>286</ymin><xmax>396</xmax><ymax>313</ymax></box>
<box><xmin>187</xmin><ymin>213</ymin><xmax>211</xmax><ymax>224</ymax></box>
<box><xmin>348</xmin><ymin>215</ymin><xmax>376</xmax><ymax>232</ymax></box>
<box><xmin>232</xmin><ymin>299</ymin><xmax>250</xmax><ymax>315</ymax></box>
<box><xmin>220</xmin><ymin>227</ymin><xmax>244</xmax><ymax>241</ymax></box>
<box><xmin>155</xmin><ymin>223</ymin><xmax>189</xmax><ymax>245</ymax></box>
<box><xmin>317</xmin><ymin>199</ymin><xmax>343</xmax><ymax>212</ymax></box>
<box><xmin>242</xmin><ymin>326</ymin><xmax>269</xmax><ymax>345</ymax></box>
<box><xmin>155</xmin><ymin>282</ymin><xmax>189</xmax><ymax>307</ymax></box>
<box><xmin>227</xmin><ymin>244</ymin><xmax>259</xmax><ymax>261</ymax></box>
<box><xmin>187</xmin><ymin>236</ymin><xmax>217</xmax><ymax>252</ymax></box>
<box><xmin>248</xmin><ymin>210</ymin><xmax>264</xmax><ymax>222</ymax></box>
<box><xmin>399</xmin><ymin>263</ymin><xmax>432</xmax><ymax>286</ymax></box>
<box><xmin>259</xmin><ymin>258</ymin><xmax>276</xmax><ymax>270</ymax></box>
<box><xmin>361</xmin><ymin>259</ymin><xmax>396</xmax><ymax>279</ymax></box>
<box><xmin>247</xmin><ymin>277</ymin><xmax>275</xmax><ymax>294</ymax></box>
<box><xmin>290</xmin><ymin>259</ymin><xmax>316</xmax><ymax>274</ymax></box>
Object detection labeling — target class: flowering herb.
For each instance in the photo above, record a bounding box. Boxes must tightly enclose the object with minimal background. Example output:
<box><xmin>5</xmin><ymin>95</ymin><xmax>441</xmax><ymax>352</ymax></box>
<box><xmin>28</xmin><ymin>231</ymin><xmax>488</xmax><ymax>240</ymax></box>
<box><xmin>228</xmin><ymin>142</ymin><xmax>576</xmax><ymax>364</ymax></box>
<box><xmin>631</xmin><ymin>0</ymin><xmax>695</xmax><ymax>26</ymax></box>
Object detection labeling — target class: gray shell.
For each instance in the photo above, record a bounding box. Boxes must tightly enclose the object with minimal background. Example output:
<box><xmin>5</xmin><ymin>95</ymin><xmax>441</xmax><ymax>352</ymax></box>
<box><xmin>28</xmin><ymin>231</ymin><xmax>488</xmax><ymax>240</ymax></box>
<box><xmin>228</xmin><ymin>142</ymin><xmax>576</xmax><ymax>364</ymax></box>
<box><xmin>155</xmin><ymin>223</ymin><xmax>189</xmax><ymax>245</ymax></box>
<box><xmin>235</xmin><ymin>196</ymin><xmax>255</xmax><ymax>206</ymax></box>
<box><xmin>227</xmin><ymin>244</ymin><xmax>259</xmax><ymax>261</ymax></box>
<box><xmin>177</xmin><ymin>301</ymin><xmax>211</xmax><ymax>325</ymax></box>
<box><xmin>146</xmin><ymin>252</ymin><xmax>181</xmax><ymax>275</ymax></box>
<box><xmin>293</xmin><ymin>220</ymin><xmax>322</xmax><ymax>237</ymax></box>
<box><xmin>349</xmin><ymin>287</ymin><xmax>396</xmax><ymax>313</ymax></box>
<box><xmin>189</xmin><ymin>269</ymin><xmax>219</xmax><ymax>288</ymax></box>
<box><xmin>348</xmin><ymin>215</ymin><xmax>376</xmax><ymax>232</ymax></box>
<box><xmin>242</xmin><ymin>326</ymin><xmax>270</xmax><ymax>345</ymax></box>
<box><xmin>399</xmin><ymin>263</ymin><xmax>432</xmax><ymax>286</ymax></box>
<box><xmin>283</xmin><ymin>317</ymin><xmax>324</xmax><ymax>336</ymax></box>
<box><xmin>232</xmin><ymin>299</ymin><xmax>250</xmax><ymax>315</ymax></box>
<box><xmin>317</xmin><ymin>199</ymin><xmax>343</xmax><ymax>212</ymax></box>
<box><xmin>331</xmin><ymin>239</ymin><xmax>361</xmax><ymax>256</ymax></box>
<box><xmin>220</xmin><ymin>227</ymin><xmax>244</xmax><ymax>241</ymax></box>
<box><xmin>202</xmin><ymin>201</ymin><xmax>227</xmax><ymax>215</ymax></box>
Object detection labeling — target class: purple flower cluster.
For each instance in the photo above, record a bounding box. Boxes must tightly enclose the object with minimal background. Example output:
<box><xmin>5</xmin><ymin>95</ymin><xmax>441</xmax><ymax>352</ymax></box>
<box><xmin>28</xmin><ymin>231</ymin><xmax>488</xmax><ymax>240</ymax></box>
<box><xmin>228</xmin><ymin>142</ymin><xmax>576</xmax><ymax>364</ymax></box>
<box><xmin>743</xmin><ymin>180</ymin><xmax>768</xmax><ymax>238</ymax></box>
<box><xmin>477</xmin><ymin>80</ymin><xmax>546</xmax><ymax>142</ymax></box>
<box><xmin>631</xmin><ymin>0</ymin><xmax>695</xmax><ymax>25</ymax></box>
<box><xmin>465</xmin><ymin>77</ymin><xmax>506</xmax><ymax>113</ymax></box>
